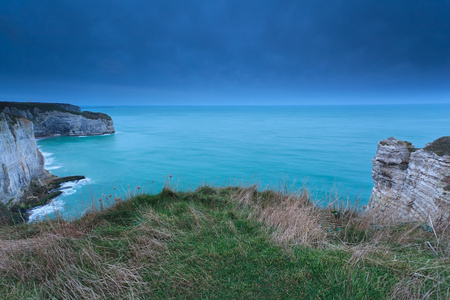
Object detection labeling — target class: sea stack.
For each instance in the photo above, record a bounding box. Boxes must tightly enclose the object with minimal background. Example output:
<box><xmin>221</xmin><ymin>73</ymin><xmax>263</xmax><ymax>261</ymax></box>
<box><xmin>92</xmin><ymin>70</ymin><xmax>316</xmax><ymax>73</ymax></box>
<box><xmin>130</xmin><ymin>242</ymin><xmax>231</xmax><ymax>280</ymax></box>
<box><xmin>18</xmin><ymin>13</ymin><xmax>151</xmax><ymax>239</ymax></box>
<box><xmin>368</xmin><ymin>136</ymin><xmax>450</xmax><ymax>228</ymax></box>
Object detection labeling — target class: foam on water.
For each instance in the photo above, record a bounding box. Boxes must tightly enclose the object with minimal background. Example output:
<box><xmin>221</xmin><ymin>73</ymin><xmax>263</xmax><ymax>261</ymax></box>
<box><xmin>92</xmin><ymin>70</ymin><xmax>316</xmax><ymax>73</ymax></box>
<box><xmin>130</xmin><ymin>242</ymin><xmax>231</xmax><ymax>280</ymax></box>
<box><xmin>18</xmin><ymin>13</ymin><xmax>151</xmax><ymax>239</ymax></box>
<box><xmin>28</xmin><ymin>198</ymin><xmax>65</xmax><ymax>222</ymax></box>
<box><xmin>46</xmin><ymin>165</ymin><xmax>62</xmax><ymax>170</ymax></box>
<box><xmin>40</xmin><ymin>150</ymin><xmax>57</xmax><ymax>169</ymax></box>
<box><xmin>40</xmin><ymin>151</ymin><xmax>53</xmax><ymax>158</ymax></box>
<box><xmin>27</xmin><ymin>178</ymin><xmax>91</xmax><ymax>222</ymax></box>
<box><xmin>58</xmin><ymin>178</ymin><xmax>90</xmax><ymax>196</ymax></box>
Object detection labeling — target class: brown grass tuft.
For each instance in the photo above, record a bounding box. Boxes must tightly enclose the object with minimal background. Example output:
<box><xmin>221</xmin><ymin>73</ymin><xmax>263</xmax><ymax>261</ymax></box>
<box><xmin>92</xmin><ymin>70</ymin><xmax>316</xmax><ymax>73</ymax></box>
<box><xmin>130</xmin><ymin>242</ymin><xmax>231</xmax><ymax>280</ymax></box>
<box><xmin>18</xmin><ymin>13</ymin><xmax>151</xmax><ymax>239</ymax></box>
<box><xmin>233</xmin><ymin>186</ymin><xmax>326</xmax><ymax>247</ymax></box>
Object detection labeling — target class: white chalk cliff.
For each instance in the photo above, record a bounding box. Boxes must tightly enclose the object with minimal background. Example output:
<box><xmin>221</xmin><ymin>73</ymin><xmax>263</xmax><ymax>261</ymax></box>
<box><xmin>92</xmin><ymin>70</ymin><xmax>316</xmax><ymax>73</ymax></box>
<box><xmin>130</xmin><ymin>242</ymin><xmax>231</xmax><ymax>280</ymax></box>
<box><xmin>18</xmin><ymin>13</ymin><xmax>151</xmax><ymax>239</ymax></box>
<box><xmin>0</xmin><ymin>102</ymin><xmax>115</xmax><ymax>137</ymax></box>
<box><xmin>0</xmin><ymin>102</ymin><xmax>114</xmax><ymax>206</ymax></box>
<box><xmin>369</xmin><ymin>137</ymin><xmax>450</xmax><ymax>227</ymax></box>
<box><xmin>0</xmin><ymin>113</ymin><xmax>49</xmax><ymax>205</ymax></box>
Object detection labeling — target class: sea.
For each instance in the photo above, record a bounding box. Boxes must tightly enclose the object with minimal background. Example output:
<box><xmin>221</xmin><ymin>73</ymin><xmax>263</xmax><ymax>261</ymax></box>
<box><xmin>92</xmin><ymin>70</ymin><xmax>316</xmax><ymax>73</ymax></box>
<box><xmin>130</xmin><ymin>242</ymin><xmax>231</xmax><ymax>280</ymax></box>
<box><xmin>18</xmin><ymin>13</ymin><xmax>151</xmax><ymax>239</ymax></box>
<box><xmin>29</xmin><ymin>104</ymin><xmax>450</xmax><ymax>221</ymax></box>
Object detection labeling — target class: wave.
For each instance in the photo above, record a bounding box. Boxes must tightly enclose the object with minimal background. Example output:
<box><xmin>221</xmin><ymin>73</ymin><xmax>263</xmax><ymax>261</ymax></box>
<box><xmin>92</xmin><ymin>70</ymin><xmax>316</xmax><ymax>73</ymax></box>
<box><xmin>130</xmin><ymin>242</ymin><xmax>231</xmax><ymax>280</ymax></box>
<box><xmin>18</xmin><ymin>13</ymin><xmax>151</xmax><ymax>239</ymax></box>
<box><xmin>28</xmin><ymin>198</ymin><xmax>65</xmax><ymax>222</ymax></box>
<box><xmin>40</xmin><ymin>150</ymin><xmax>57</xmax><ymax>170</ymax></box>
<box><xmin>58</xmin><ymin>178</ymin><xmax>90</xmax><ymax>195</ymax></box>
<box><xmin>40</xmin><ymin>151</ymin><xmax>53</xmax><ymax>158</ymax></box>
<box><xmin>59</xmin><ymin>177</ymin><xmax>91</xmax><ymax>193</ymax></box>
<box><xmin>77</xmin><ymin>133</ymin><xmax>114</xmax><ymax>138</ymax></box>
<box><xmin>46</xmin><ymin>165</ymin><xmax>62</xmax><ymax>170</ymax></box>
<box><xmin>27</xmin><ymin>178</ymin><xmax>91</xmax><ymax>222</ymax></box>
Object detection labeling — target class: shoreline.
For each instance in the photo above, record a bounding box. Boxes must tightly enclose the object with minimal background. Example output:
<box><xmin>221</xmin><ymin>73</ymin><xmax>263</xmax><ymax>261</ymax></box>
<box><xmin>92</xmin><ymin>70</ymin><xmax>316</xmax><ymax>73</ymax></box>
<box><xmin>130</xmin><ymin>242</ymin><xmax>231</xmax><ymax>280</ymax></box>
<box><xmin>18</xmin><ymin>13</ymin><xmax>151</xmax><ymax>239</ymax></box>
<box><xmin>2</xmin><ymin>176</ymin><xmax>86</xmax><ymax>224</ymax></box>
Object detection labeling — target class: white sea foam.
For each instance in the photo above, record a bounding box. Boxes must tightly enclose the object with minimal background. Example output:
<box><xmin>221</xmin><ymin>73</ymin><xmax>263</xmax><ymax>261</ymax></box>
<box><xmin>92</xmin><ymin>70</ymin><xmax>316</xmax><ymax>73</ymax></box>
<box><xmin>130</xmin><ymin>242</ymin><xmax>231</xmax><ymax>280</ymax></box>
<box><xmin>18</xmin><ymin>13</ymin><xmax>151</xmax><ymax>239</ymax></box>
<box><xmin>46</xmin><ymin>165</ymin><xmax>62</xmax><ymax>170</ymax></box>
<box><xmin>59</xmin><ymin>177</ymin><xmax>91</xmax><ymax>195</ymax></box>
<box><xmin>40</xmin><ymin>151</ymin><xmax>53</xmax><ymax>158</ymax></box>
<box><xmin>39</xmin><ymin>150</ymin><xmax>58</xmax><ymax>169</ymax></box>
<box><xmin>27</xmin><ymin>178</ymin><xmax>91</xmax><ymax>222</ymax></box>
<box><xmin>45</xmin><ymin>157</ymin><xmax>55</xmax><ymax>165</ymax></box>
<box><xmin>28</xmin><ymin>198</ymin><xmax>65</xmax><ymax>222</ymax></box>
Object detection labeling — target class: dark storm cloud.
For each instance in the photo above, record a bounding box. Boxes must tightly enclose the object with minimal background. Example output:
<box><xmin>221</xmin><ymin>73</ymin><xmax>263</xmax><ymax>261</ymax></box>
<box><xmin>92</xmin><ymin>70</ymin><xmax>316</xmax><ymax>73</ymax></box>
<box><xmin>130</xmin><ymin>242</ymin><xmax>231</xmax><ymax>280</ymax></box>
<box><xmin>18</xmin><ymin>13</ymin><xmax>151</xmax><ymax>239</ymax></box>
<box><xmin>1</xmin><ymin>0</ymin><xmax>449</xmax><ymax>103</ymax></box>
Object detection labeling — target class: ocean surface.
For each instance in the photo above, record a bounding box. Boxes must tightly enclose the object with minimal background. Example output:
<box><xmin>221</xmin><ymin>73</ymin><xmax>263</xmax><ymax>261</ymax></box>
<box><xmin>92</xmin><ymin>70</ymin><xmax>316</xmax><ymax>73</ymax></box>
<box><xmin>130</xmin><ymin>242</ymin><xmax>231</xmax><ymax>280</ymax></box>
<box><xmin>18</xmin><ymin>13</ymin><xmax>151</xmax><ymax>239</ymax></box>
<box><xmin>30</xmin><ymin>105</ymin><xmax>450</xmax><ymax>221</ymax></box>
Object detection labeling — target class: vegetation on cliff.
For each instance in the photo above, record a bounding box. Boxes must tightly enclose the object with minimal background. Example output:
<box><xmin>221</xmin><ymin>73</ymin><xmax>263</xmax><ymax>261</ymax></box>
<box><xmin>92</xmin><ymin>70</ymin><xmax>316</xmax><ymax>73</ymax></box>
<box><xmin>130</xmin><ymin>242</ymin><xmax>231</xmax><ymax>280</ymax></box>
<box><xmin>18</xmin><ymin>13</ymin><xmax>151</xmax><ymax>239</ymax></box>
<box><xmin>424</xmin><ymin>136</ymin><xmax>450</xmax><ymax>157</ymax></box>
<box><xmin>0</xmin><ymin>101</ymin><xmax>112</xmax><ymax>120</ymax></box>
<box><xmin>0</xmin><ymin>184</ymin><xmax>448</xmax><ymax>299</ymax></box>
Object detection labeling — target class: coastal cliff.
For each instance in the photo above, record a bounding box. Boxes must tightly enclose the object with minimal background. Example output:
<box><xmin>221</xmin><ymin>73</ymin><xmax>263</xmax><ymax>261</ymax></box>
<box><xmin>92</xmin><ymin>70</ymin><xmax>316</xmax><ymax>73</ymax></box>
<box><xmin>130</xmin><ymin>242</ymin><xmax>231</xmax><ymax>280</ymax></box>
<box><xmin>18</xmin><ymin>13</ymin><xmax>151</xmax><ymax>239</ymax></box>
<box><xmin>369</xmin><ymin>136</ymin><xmax>450</xmax><ymax>227</ymax></box>
<box><xmin>0</xmin><ymin>102</ymin><xmax>114</xmax><ymax>137</ymax></box>
<box><xmin>0</xmin><ymin>112</ymin><xmax>50</xmax><ymax>206</ymax></box>
<box><xmin>0</xmin><ymin>101</ymin><xmax>109</xmax><ymax>220</ymax></box>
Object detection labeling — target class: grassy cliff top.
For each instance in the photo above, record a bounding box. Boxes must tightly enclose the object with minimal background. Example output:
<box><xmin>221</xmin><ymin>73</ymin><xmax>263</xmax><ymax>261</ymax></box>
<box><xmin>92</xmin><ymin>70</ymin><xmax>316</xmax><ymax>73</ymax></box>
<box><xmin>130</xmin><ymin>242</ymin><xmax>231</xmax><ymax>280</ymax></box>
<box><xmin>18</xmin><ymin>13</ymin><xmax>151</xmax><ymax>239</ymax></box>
<box><xmin>424</xmin><ymin>136</ymin><xmax>450</xmax><ymax>156</ymax></box>
<box><xmin>0</xmin><ymin>101</ymin><xmax>111</xmax><ymax>120</ymax></box>
<box><xmin>0</xmin><ymin>185</ymin><xmax>448</xmax><ymax>299</ymax></box>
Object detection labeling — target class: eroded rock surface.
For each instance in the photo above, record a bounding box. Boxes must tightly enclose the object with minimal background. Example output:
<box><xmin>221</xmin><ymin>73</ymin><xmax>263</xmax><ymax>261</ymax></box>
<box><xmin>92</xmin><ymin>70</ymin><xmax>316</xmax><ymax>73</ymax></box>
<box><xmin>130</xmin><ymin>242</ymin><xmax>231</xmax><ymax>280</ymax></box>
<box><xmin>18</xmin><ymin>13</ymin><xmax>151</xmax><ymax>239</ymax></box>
<box><xmin>369</xmin><ymin>137</ymin><xmax>450</xmax><ymax>227</ymax></box>
<box><xmin>0</xmin><ymin>113</ymin><xmax>50</xmax><ymax>205</ymax></box>
<box><xmin>0</xmin><ymin>102</ymin><xmax>114</xmax><ymax>137</ymax></box>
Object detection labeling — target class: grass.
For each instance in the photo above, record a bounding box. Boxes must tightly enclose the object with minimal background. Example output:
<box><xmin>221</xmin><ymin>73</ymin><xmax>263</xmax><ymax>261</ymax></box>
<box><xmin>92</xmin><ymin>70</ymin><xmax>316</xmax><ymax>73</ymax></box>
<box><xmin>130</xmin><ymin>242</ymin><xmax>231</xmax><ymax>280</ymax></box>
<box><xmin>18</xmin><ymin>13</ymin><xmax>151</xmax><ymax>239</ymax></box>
<box><xmin>424</xmin><ymin>136</ymin><xmax>450</xmax><ymax>157</ymax></box>
<box><xmin>0</xmin><ymin>184</ymin><xmax>448</xmax><ymax>299</ymax></box>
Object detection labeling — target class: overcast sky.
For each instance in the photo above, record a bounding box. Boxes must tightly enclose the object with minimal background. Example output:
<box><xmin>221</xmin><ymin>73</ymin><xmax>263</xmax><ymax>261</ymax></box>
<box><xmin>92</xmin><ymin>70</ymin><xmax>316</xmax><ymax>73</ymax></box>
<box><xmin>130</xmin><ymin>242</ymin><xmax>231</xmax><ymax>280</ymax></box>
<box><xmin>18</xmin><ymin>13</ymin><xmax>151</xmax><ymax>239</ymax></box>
<box><xmin>1</xmin><ymin>0</ymin><xmax>449</xmax><ymax>105</ymax></box>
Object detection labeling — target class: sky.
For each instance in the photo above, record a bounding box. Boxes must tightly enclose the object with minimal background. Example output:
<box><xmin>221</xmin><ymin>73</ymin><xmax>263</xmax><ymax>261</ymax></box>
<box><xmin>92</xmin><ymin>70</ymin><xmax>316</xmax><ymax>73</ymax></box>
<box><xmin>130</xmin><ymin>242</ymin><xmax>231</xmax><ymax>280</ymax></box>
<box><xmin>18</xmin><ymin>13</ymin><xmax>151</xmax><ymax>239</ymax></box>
<box><xmin>1</xmin><ymin>0</ymin><xmax>449</xmax><ymax>105</ymax></box>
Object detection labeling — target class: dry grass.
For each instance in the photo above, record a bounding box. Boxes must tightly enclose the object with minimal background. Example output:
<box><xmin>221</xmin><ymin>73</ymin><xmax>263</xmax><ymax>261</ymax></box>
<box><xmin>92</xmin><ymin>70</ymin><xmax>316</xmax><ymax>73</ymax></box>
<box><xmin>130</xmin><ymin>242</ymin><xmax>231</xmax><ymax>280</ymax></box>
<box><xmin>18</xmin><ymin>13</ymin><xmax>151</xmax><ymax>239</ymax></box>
<box><xmin>233</xmin><ymin>185</ymin><xmax>326</xmax><ymax>246</ymax></box>
<box><xmin>0</xmin><ymin>185</ymin><xmax>448</xmax><ymax>299</ymax></box>
<box><xmin>0</xmin><ymin>196</ymin><xmax>160</xmax><ymax>299</ymax></box>
<box><xmin>0</xmin><ymin>230</ymin><xmax>150</xmax><ymax>299</ymax></box>
<box><xmin>232</xmin><ymin>185</ymin><xmax>450</xmax><ymax>299</ymax></box>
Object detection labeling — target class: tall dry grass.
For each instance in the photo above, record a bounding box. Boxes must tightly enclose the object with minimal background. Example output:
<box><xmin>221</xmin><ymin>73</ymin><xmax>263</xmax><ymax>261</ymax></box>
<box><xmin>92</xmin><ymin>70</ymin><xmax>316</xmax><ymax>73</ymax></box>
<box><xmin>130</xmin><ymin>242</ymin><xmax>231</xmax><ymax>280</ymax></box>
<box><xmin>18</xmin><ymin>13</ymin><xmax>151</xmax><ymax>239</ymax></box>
<box><xmin>232</xmin><ymin>185</ymin><xmax>449</xmax><ymax>299</ymax></box>
<box><xmin>0</xmin><ymin>193</ymin><xmax>157</xmax><ymax>299</ymax></box>
<box><xmin>233</xmin><ymin>185</ymin><xmax>326</xmax><ymax>247</ymax></box>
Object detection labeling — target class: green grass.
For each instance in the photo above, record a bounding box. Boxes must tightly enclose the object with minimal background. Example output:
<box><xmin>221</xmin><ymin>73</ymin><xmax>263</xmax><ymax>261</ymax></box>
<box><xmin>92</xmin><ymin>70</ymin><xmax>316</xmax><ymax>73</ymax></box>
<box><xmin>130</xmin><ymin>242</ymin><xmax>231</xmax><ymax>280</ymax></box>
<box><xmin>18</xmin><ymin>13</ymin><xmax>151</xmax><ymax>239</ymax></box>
<box><xmin>0</xmin><ymin>186</ymin><xmax>448</xmax><ymax>299</ymax></box>
<box><xmin>0</xmin><ymin>101</ymin><xmax>71</xmax><ymax>113</ymax></box>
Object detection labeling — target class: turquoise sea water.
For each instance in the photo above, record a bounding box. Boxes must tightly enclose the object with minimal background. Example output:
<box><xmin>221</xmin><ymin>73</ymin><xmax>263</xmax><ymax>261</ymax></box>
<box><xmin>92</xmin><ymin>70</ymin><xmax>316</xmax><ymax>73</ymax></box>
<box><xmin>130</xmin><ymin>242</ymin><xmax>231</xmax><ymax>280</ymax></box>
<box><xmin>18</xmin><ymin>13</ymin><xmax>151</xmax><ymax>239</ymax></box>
<box><xmin>30</xmin><ymin>105</ymin><xmax>450</xmax><ymax>221</ymax></box>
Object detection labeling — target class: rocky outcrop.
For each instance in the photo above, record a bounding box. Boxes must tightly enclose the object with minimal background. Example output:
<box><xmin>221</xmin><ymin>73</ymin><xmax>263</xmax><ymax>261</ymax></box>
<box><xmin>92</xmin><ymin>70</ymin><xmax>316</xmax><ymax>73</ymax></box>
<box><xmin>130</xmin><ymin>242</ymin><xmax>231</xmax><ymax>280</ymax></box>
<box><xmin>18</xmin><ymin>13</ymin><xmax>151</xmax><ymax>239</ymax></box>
<box><xmin>0</xmin><ymin>112</ymin><xmax>50</xmax><ymax>206</ymax></box>
<box><xmin>0</xmin><ymin>102</ymin><xmax>114</xmax><ymax>137</ymax></box>
<box><xmin>369</xmin><ymin>137</ymin><xmax>450</xmax><ymax>228</ymax></box>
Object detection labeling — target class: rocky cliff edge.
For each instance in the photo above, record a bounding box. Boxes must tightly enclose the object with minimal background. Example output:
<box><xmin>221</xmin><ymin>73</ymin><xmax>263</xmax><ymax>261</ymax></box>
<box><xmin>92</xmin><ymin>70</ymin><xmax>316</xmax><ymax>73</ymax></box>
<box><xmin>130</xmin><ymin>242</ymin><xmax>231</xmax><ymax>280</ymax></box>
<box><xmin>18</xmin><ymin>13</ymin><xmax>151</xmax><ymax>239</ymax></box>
<box><xmin>369</xmin><ymin>136</ymin><xmax>450</xmax><ymax>228</ymax></box>
<box><xmin>0</xmin><ymin>112</ymin><xmax>51</xmax><ymax>206</ymax></box>
<box><xmin>0</xmin><ymin>102</ymin><xmax>114</xmax><ymax>137</ymax></box>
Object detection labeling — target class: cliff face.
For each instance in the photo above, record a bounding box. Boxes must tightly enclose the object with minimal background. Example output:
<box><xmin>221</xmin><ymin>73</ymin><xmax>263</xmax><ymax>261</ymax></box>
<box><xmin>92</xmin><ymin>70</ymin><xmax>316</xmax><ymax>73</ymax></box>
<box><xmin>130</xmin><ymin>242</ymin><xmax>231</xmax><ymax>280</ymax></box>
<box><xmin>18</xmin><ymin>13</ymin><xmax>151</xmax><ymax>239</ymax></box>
<box><xmin>0</xmin><ymin>113</ymin><xmax>49</xmax><ymax>205</ymax></box>
<box><xmin>0</xmin><ymin>102</ymin><xmax>114</xmax><ymax>137</ymax></box>
<box><xmin>369</xmin><ymin>137</ymin><xmax>450</xmax><ymax>227</ymax></box>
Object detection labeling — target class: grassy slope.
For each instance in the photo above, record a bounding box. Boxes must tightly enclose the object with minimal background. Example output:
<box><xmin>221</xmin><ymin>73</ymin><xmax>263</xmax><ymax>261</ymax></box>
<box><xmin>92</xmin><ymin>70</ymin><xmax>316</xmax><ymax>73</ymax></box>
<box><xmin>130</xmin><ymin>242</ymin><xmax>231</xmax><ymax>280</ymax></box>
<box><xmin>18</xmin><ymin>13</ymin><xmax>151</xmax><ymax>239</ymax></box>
<box><xmin>0</xmin><ymin>186</ymin><xmax>448</xmax><ymax>299</ymax></box>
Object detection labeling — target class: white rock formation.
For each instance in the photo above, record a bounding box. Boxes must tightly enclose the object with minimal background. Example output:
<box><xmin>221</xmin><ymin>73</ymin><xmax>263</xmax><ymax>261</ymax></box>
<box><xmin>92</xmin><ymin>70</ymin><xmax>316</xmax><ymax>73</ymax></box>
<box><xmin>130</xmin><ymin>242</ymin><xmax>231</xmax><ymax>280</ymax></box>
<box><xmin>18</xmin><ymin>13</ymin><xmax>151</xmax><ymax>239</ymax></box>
<box><xmin>369</xmin><ymin>137</ymin><xmax>450</xmax><ymax>228</ymax></box>
<box><xmin>0</xmin><ymin>113</ymin><xmax>49</xmax><ymax>205</ymax></box>
<box><xmin>0</xmin><ymin>102</ymin><xmax>114</xmax><ymax>137</ymax></box>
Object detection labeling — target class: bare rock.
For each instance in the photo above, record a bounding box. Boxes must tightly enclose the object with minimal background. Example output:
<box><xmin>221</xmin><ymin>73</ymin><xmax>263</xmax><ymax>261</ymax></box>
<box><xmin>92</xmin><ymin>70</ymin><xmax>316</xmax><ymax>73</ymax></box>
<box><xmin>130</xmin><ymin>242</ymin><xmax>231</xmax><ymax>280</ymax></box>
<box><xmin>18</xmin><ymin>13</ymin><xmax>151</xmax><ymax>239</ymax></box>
<box><xmin>0</xmin><ymin>102</ymin><xmax>114</xmax><ymax>137</ymax></box>
<box><xmin>369</xmin><ymin>137</ymin><xmax>450</xmax><ymax>228</ymax></box>
<box><xmin>0</xmin><ymin>113</ymin><xmax>50</xmax><ymax>205</ymax></box>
